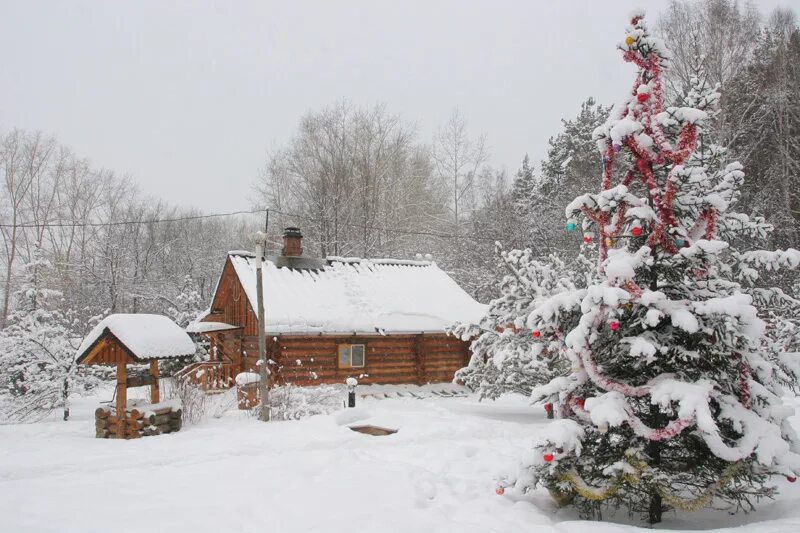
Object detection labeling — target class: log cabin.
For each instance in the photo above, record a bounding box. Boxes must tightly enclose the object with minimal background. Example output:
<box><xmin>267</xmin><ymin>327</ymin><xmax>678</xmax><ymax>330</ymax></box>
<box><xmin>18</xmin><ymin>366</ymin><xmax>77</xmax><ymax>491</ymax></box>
<box><xmin>184</xmin><ymin>227</ymin><xmax>486</xmax><ymax>390</ymax></box>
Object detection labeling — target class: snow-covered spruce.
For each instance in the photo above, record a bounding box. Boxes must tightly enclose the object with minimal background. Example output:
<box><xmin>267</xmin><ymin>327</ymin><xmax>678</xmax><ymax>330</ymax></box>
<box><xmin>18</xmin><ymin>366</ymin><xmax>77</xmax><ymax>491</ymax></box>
<box><xmin>452</xmin><ymin>245</ymin><xmax>593</xmax><ymax>400</ymax></box>
<box><xmin>508</xmin><ymin>13</ymin><xmax>800</xmax><ymax>524</ymax></box>
<box><xmin>0</xmin><ymin>252</ymin><xmax>109</xmax><ymax>423</ymax></box>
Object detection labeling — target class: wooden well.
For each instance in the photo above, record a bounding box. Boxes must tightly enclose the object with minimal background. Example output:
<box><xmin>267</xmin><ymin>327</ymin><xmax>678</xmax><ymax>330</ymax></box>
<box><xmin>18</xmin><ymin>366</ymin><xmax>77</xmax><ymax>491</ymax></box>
<box><xmin>76</xmin><ymin>322</ymin><xmax>191</xmax><ymax>440</ymax></box>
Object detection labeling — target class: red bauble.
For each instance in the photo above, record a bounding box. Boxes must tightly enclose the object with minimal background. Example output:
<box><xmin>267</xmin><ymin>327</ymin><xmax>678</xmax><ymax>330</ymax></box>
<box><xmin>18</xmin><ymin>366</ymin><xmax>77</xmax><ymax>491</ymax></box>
<box><xmin>576</xmin><ymin>398</ymin><xmax>585</xmax><ymax>408</ymax></box>
<box><xmin>543</xmin><ymin>453</ymin><xmax>554</xmax><ymax>463</ymax></box>
<box><xmin>532</xmin><ymin>330</ymin><xmax>541</xmax><ymax>338</ymax></box>
<box><xmin>609</xmin><ymin>320</ymin><xmax>620</xmax><ymax>331</ymax></box>
<box><xmin>788</xmin><ymin>475</ymin><xmax>797</xmax><ymax>483</ymax></box>
<box><xmin>631</xmin><ymin>226</ymin><xmax>643</xmax><ymax>237</ymax></box>
<box><xmin>637</xmin><ymin>93</ymin><xmax>649</xmax><ymax>102</ymax></box>
<box><xmin>544</xmin><ymin>402</ymin><xmax>553</xmax><ymax>411</ymax></box>
<box><xmin>496</xmin><ymin>486</ymin><xmax>505</xmax><ymax>495</ymax></box>
<box><xmin>583</xmin><ymin>235</ymin><xmax>592</xmax><ymax>244</ymax></box>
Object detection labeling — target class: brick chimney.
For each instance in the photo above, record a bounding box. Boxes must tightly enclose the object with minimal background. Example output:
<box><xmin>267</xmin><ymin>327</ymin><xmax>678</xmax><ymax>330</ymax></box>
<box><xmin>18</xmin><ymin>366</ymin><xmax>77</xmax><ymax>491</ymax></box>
<box><xmin>282</xmin><ymin>227</ymin><xmax>303</xmax><ymax>257</ymax></box>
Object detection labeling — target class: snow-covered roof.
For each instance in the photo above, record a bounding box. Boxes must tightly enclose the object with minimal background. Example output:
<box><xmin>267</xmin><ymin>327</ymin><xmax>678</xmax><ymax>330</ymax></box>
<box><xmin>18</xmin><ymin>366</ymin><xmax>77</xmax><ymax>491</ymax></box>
<box><xmin>76</xmin><ymin>314</ymin><xmax>196</xmax><ymax>362</ymax></box>
<box><xmin>186</xmin><ymin>321</ymin><xmax>242</xmax><ymax>334</ymax></box>
<box><xmin>226</xmin><ymin>252</ymin><xmax>487</xmax><ymax>335</ymax></box>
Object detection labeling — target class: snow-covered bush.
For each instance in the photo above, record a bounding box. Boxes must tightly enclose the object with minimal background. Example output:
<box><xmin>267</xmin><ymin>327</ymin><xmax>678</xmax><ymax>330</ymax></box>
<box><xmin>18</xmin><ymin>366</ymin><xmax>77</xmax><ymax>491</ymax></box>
<box><xmin>267</xmin><ymin>384</ymin><xmax>343</xmax><ymax>421</ymax></box>
<box><xmin>163</xmin><ymin>377</ymin><xmax>209</xmax><ymax>425</ymax></box>
<box><xmin>452</xmin><ymin>245</ymin><xmax>593</xmax><ymax>400</ymax></box>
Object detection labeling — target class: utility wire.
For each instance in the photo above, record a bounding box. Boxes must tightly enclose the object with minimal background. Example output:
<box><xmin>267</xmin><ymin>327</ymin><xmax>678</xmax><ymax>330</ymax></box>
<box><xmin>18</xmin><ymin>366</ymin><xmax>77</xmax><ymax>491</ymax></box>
<box><xmin>0</xmin><ymin>206</ymin><xmax>505</xmax><ymax>243</ymax></box>
<box><xmin>0</xmin><ymin>208</ymin><xmax>264</xmax><ymax>229</ymax></box>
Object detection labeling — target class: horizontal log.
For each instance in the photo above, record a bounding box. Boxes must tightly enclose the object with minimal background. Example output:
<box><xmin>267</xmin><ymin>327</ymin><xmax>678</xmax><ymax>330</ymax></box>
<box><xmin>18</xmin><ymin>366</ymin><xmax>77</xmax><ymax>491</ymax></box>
<box><xmin>95</xmin><ymin>407</ymin><xmax>110</xmax><ymax>419</ymax></box>
<box><xmin>422</xmin><ymin>356</ymin><xmax>467</xmax><ymax>365</ymax></box>
<box><xmin>126</xmin><ymin>375</ymin><xmax>154</xmax><ymax>388</ymax></box>
<box><xmin>365</xmin><ymin>352</ymin><xmax>416</xmax><ymax>361</ymax></box>
<box><xmin>277</xmin><ymin>358</ymin><xmax>337</xmax><ymax>368</ymax></box>
<box><xmin>424</xmin><ymin>361</ymin><xmax>463</xmax><ymax>369</ymax></box>
<box><xmin>148</xmin><ymin>413</ymin><xmax>171</xmax><ymax>426</ymax></box>
<box><xmin>423</xmin><ymin>348</ymin><xmax>467</xmax><ymax>356</ymax></box>
<box><xmin>108</xmin><ymin>420</ymin><xmax>143</xmax><ymax>432</ymax></box>
<box><xmin>96</xmin><ymin>428</ymin><xmax>110</xmax><ymax>438</ymax></box>
<box><xmin>419</xmin><ymin>373</ymin><xmax>458</xmax><ymax>381</ymax></box>
<box><xmin>275</xmin><ymin>341</ymin><xmax>339</xmax><ymax>351</ymax></box>
<box><xmin>127</xmin><ymin>409</ymin><xmax>145</xmax><ymax>420</ymax></box>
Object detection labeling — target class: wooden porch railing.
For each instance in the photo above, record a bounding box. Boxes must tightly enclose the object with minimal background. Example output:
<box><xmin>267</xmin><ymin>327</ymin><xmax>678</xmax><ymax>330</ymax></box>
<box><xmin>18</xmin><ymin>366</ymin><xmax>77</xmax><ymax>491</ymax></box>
<box><xmin>175</xmin><ymin>362</ymin><xmax>239</xmax><ymax>392</ymax></box>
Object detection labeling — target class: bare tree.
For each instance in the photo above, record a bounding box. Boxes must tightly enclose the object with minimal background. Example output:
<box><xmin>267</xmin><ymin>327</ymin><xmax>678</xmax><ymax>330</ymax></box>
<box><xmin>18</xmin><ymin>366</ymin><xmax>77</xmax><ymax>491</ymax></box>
<box><xmin>255</xmin><ymin>101</ymin><xmax>442</xmax><ymax>259</ymax></box>
<box><xmin>431</xmin><ymin>109</ymin><xmax>489</xmax><ymax>233</ymax></box>
<box><xmin>656</xmin><ymin>0</ymin><xmax>761</xmax><ymax>97</ymax></box>
<box><xmin>0</xmin><ymin>131</ymin><xmax>57</xmax><ymax>326</ymax></box>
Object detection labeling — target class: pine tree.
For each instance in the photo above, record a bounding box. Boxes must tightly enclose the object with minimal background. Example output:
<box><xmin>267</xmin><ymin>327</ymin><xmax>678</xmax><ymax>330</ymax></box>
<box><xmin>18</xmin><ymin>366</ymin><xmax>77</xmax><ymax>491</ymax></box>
<box><xmin>522</xmin><ymin>99</ymin><xmax>610</xmax><ymax>255</ymax></box>
<box><xmin>503</xmin><ymin>12</ymin><xmax>800</xmax><ymax>524</ymax></box>
<box><xmin>512</xmin><ymin>155</ymin><xmax>535</xmax><ymax>225</ymax></box>
<box><xmin>166</xmin><ymin>275</ymin><xmax>206</xmax><ymax>328</ymax></box>
<box><xmin>453</xmin><ymin>245</ymin><xmax>593</xmax><ymax>400</ymax></box>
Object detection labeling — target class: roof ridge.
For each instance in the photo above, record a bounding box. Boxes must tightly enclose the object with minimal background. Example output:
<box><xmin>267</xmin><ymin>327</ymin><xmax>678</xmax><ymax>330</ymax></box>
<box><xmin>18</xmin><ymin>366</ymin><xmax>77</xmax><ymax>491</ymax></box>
<box><xmin>326</xmin><ymin>256</ymin><xmax>433</xmax><ymax>267</ymax></box>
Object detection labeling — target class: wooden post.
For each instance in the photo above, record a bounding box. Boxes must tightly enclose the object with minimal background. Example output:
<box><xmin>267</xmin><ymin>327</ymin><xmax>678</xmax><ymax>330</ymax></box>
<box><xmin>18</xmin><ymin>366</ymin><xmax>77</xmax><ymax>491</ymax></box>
<box><xmin>149</xmin><ymin>360</ymin><xmax>160</xmax><ymax>404</ymax></box>
<box><xmin>116</xmin><ymin>363</ymin><xmax>127</xmax><ymax>439</ymax></box>
<box><xmin>255</xmin><ymin>234</ymin><xmax>270</xmax><ymax>422</ymax></box>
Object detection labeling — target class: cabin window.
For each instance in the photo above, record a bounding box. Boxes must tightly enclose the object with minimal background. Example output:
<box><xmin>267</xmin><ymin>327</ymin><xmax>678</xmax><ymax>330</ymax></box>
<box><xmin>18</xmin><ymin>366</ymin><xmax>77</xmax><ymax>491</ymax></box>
<box><xmin>338</xmin><ymin>344</ymin><xmax>365</xmax><ymax>368</ymax></box>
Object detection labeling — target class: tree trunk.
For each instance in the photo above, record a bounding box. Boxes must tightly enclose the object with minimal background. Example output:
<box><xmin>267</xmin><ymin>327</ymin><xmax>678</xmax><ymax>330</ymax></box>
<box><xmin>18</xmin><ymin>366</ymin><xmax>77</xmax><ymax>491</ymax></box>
<box><xmin>648</xmin><ymin>491</ymin><xmax>663</xmax><ymax>525</ymax></box>
<box><xmin>62</xmin><ymin>377</ymin><xmax>70</xmax><ymax>421</ymax></box>
<box><xmin>1</xmin><ymin>221</ymin><xmax>18</xmax><ymax>328</ymax></box>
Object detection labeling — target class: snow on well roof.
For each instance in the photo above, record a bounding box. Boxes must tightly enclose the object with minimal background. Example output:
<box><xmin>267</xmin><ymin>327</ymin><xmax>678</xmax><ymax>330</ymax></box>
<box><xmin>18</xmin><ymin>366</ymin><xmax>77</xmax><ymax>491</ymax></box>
<box><xmin>76</xmin><ymin>314</ymin><xmax>197</xmax><ymax>361</ymax></box>
<box><xmin>227</xmin><ymin>252</ymin><xmax>487</xmax><ymax>334</ymax></box>
<box><xmin>186</xmin><ymin>321</ymin><xmax>242</xmax><ymax>334</ymax></box>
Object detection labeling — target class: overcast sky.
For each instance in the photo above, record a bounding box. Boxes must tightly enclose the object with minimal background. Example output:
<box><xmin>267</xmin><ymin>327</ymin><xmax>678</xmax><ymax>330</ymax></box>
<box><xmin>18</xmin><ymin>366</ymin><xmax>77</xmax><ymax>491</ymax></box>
<box><xmin>1</xmin><ymin>0</ymin><xmax>794</xmax><ymax>212</ymax></box>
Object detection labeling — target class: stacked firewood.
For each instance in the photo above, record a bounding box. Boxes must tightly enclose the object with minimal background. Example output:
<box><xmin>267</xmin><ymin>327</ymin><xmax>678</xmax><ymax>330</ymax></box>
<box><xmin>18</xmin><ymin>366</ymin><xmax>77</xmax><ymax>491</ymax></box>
<box><xmin>95</xmin><ymin>403</ymin><xmax>183</xmax><ymax>439</ymax></box>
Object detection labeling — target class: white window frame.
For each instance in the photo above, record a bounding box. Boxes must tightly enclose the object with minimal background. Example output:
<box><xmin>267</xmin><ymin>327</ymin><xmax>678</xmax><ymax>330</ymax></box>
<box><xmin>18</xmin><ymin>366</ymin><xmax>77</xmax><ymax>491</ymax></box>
<box><xmin>338</xmin><ymin>344</ymin><xmax>366</xmax><ymax>368</ymax></box>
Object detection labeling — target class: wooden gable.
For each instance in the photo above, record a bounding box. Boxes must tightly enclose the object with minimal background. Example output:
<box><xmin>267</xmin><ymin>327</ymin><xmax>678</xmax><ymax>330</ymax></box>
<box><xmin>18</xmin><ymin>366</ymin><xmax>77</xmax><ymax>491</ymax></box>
<box><xmin>76</xmin><ymin>330</ymin><xmax>137</xmax><ymax>365</ymax></box>
<box><xmin>206</xmin><ymin>257</ymin><xmax>259</xmax><ymax>335</ymax></box>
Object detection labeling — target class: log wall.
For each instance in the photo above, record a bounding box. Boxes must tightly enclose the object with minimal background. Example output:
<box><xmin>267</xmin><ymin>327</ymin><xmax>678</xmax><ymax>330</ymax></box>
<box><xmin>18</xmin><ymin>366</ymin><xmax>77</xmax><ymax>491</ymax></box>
<box><xmin>239</xmin><ymin>333</ymin><xmax>469</xmax><ymax>387</ymax></box>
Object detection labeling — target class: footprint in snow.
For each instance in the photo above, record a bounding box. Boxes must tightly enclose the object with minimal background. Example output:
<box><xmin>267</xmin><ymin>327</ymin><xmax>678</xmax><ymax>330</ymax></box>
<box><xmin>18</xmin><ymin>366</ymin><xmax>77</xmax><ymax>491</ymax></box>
<box><xmin>414</xmin><ymin>479</ymin><xmax>437</xmax><ymax>507</ymax></box>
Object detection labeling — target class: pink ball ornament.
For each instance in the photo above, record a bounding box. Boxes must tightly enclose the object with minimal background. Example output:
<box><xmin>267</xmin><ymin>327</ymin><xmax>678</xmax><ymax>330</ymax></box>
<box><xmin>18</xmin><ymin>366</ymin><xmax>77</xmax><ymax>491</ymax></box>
<box><xmin>609</xmin><ymin>320</ymin><xmax>620</xmax><ymax>331</ymax></box>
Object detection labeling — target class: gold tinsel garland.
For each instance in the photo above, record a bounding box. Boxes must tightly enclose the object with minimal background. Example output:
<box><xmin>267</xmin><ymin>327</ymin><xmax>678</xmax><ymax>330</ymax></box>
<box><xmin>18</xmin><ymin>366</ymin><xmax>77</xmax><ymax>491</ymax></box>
<box><xmin>552</xmin><ymin>452</ymin><xmax>745</xmax><ymax>512</ymax></box>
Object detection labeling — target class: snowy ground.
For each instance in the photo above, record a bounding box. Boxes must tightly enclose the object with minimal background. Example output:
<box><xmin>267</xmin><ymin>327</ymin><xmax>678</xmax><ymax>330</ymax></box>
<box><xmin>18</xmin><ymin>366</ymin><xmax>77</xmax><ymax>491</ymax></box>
<box><xmin>2</xmin><ymin>388</ymin><xmax>800</xmax><ymax>533</ymax></box>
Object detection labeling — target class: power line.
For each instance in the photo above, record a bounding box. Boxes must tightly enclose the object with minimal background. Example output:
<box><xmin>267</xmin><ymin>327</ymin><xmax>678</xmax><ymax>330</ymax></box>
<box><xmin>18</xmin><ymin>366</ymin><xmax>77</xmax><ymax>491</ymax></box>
<box><xmin>0</xmin><ymin>206</ymin><xmax>504</xmax><ymax>243</ymax></box>
<box><xmin>0</xmin><ymin>208</ymin><xmax>264</xmax><ymax>229</ymax></box>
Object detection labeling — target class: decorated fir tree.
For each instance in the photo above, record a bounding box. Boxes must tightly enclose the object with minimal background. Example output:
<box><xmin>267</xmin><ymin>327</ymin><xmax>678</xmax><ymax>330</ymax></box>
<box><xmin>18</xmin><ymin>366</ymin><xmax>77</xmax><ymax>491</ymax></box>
<box><xmin>503</xmin><ymin>11</ymin><xmax>800</xmax><ymax>524</ymax></box>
